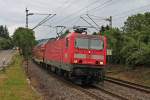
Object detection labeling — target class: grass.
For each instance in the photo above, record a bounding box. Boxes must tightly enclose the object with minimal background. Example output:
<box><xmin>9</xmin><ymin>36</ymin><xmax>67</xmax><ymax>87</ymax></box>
<box><xmin>0</xmin><ymin>54</ymin><xmax>41</xmax><ymax>100</ymax></box>
<box><xmin>106</xmin><ymin>65</ymin><xmax>150</xmax><ymax>87</ymax></box>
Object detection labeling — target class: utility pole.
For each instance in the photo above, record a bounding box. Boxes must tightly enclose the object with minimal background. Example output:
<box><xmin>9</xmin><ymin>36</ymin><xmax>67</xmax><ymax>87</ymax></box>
<box><xmin>109</xmin><ymin>16</ymin><xmax>112</xmax><ymax>28</ymax></box>
<box><xmin>26</xmin><ymin>8</ymin><xmax>29</xmax><ymax>28</ymax></box>
<box><xmin>25</xmin><ymin>8</ymin><xmax>54</xmax><ymax>30</ymax></box>
<box><xmin>106</xmin><ymin>16</ymin><xmax>112</xmax><ymax>28</ymax></box>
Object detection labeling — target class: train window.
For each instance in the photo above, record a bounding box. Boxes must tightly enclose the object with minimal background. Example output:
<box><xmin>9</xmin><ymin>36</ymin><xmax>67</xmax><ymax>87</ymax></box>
<box><xmin>90</xmin><ymin>39</ymin><xmax>104</xmax><ymax>50</ymax></box>
<box><xmin>75</xmin><ymin>38</ymin><xmax>89</xmax><ymax>49</ymax></box>
<box><xmin>66</xmin><ymin>38</ymin><xmax>69</xmax><ymax>48</ymax></box>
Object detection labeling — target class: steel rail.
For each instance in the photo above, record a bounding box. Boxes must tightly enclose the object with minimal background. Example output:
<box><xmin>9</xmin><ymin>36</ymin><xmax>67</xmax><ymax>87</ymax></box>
<box><xmin>105</xmin><ymin>76</ymin><xmax>150</xmax><ymax>94</ymax></box>
<box><xmin>93</xmin><ymin>85</ymin><xmax>128</xmax><ymax>100</ymax></box>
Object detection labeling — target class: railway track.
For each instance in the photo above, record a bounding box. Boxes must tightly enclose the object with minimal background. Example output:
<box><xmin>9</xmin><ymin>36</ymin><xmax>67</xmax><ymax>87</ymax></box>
<box><xmin>105</xmin><ymin>76</ymin><xmax>150</xmax><ymax>94</ymax></box>
<box><xmin>32</xmin><ymin>62</ymin><xmax>150</xmax><ymax>100</ymax></box>
<box><xmin>93</xmin><ymin>85</ymin><xmax>128</xmax><ymax>100</ymax></box>
<box><xmin>35</xmin><ymin>64</ymin><xmax>102</xmax><ymax>100</ymax></box>
<box><xmin>48</xmin><ymin>72</ymin><xmax>128</xmax><ymax>100</ymax></box>
<box><xmin>36</xmin><ymin>63</ymin><xmax>129</xmax><ymax>100</ymax></box>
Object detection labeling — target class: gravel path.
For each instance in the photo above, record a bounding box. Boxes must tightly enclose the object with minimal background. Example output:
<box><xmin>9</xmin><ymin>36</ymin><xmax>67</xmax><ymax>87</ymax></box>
<box><xmin>25</xmin><ymin>61</ymin><xmax>95</xmax><ymax>100</ymax></box>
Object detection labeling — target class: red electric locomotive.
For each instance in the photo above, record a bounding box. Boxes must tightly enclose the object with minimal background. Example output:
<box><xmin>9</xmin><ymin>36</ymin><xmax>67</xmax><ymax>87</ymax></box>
<box><xmin>33</xmin><ymin>28</ymin><xmax>107</xmax><ymax>84</ymax></box>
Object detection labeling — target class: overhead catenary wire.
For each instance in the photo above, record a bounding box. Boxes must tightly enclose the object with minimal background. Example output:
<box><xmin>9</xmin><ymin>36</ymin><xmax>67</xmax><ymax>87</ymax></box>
<box><xmin>37</xmin><ymin>0</ymin><xmax>150</xmax><ymax>39</ymax></box>
<box><xmin>80</xmin><ymin>16</ymin><xmax>99</xmax><ymax>31</ymax></box>
<box><xmin>112</xmin><ymin>4</ymin><xmax>150</xmax><ymax>22</ymax></box>
<box><xmin>86</xmin><ymin>14</ymin><xmax>100</xmax><ymax>28</ymax></box>
<box><xmin>32</xmin><ymin>14</ymin><xmax>56</xmax><ymax>30</ymax></box>
<box><xmin>54</xmin><ymin>0</ymin><xmax>103</xmax><ymax>25</ymax></box>
<box><xmin>57</xmin><ymin>0</ymin><xmax>114</xmax><ymax>27</ymax></box>
<box><xmin>87</xmin><ymin>0</ymin><xmax>112</xmax><ymax>12</ymax></box>
<box><xmin>50</xmin><ymin>0</ymin><xmax>115</xmax><ymax>34</ymax></box>
<box><xmin>112</xmin><ymin>3</ymin><xmax>150</xmax><ymax>18</ymax></box>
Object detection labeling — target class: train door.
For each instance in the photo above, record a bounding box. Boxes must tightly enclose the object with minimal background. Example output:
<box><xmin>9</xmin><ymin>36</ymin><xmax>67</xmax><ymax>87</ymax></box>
<box><xmin>64</xmin><ymin>38</ymin><xmax>69</xmax><ymax>63</ymax></box>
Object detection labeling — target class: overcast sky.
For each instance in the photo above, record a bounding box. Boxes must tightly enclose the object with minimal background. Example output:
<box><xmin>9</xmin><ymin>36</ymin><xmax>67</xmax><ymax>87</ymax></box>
<box><xmin>0</xmin><ymin>0</ymin><xmax>150</xmax><ymax>40</ymax></box>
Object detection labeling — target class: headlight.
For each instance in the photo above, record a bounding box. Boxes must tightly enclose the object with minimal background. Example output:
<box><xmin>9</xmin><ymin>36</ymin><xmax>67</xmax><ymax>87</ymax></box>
<box><xmin>100</xmin><ymin>62</ymin><xmax>103</xmax><ymax>65</ymax></box>
<box><xmin>74</xmin><ymin>60</ymin><xmax>78</xmax><ymax>63</ymax></box>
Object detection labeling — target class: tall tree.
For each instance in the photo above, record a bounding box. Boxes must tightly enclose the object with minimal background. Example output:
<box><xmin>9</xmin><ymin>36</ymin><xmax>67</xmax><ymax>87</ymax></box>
<box><xmin>13</xmin><ymin>27</ymin><xmax>36</xmax><ymax>58</ymax></box>
<box><xmin>104</xmin><ymin>28</ymin><xmax>124</xmax><ymax>64</ymax></box>
<box><xmin>0</xmin><ymin>25</ymin><xmax>9</xmax><ymax>38</ymax></box>
<box><xmin>0</xmin><ymin>25</ymin><xmax>12</xmax><ymax>49</ymax></box>
<box><xmin>122</xmin><ymin>12</ymin><xmax>150</xmax><ymax>66</ymax></box>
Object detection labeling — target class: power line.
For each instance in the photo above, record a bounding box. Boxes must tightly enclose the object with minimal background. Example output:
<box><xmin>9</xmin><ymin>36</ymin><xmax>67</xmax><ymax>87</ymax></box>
<box><xmin>113</xmin><ymin>3</ymin><xmax>150</xmax><ymax>18</ymax></box>
<box><xmin>113</xmin><ymin>8</ymin><xmax>150</xmax><ymax>21</ymax></box>
<box><xmin>85</xmin><ymin>14</ymin><xmax>108</xmax><ymax>20</ymax></box>
<box><xmin>58</xmin><ymin>0</ymin><xmax>76</xmax><ymax>14</ymax></box>
<box><xmin>87</xmin><ymin>0</ymin><xmax>112</xmax><ymax>12</ymax></box>
<box><xmin>54</xmin><ymin>0</ymin><xmax>103</xmax><ymax>24</ymax></box>
<box><xmin>32</xmin><ymin>14</ymin><xmax>56</xmax><ymax>30</ymax></box>
<box><xmin>80</xmin><ymin>16</ymin><xmax>99</xmax><ymax>31</ymax></box>
<box><xmin>57</xmin><ymin>0</ymin><xmax>114</xmax><ymax>27</ymax></box>
<box><xmin>86</xmin><ymin>14</ymin><xmax>100</xmax><ymax>28</ymax></box>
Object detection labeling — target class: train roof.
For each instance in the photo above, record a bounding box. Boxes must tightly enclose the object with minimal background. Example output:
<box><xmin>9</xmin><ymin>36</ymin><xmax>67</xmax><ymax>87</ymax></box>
<box><xmin>36</xmin><ymin>38</ymin><xmax>50</xmax><ymax>47</ymax></box>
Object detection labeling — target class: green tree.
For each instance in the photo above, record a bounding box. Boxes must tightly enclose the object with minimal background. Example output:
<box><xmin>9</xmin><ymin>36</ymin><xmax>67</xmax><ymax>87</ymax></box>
<box><xmin>13</xmin><ymin>27</ymin><xmax>36</xmax><ymax>58</ymax></box>
<box><xmin>92</xmin><ymin>32</ymin><xmax>97</xmax><ymax>35</ymax></box>
<box><xmin>105</xmin><ymin>28</ymin><xmax>124</xmax><ymax>64</ymax></box>
<box><xmin>60</xmin><ymin>29</ymin><xmax>70</xmax><ymax>37</ymax></box>
<box><xmin>93</xmin><ymin>13</ymin><xmax>150</xmax><ymax>67</ymax></box>
<box><xmin>122</xmin><ymin>12</ymin><xmax>150</xmax><ymax>66</ymax></box>
<box><xmin>0</xmin><ymin>25</ymin><xmax>9</xmax><ymax>39</ymax></box>
<box><xmin>0</xmin><ymin>37</ymin><xmax>13</xmax><ymax>49</ymax></box>
<box><xmin>0</xmin><ymin>25</ymin><xmax>13</xmax><ymax>49</ymax></box>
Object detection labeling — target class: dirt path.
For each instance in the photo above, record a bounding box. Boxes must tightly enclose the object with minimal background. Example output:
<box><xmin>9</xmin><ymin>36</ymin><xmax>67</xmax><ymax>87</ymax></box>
<box><xmin>0</xmin><ymin>50</ymin><xmax>15</xmax><ymax>69</ymax></box>
<box><xmin>25</xmin><ymin>61</ymin><xmax>95</xmax><ymax>100</ymax></box>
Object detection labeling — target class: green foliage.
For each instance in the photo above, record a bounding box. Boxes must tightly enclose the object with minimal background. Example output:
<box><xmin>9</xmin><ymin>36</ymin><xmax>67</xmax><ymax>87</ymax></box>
<box><xmin>0</xmin><ymin>25</ymin><xmax>13</xmax><ymax>49</ymax></box>
<box><xmin>0</xmin><ymin>55</ymin><xmax>40</xmax><ymax>100</ymax></box>
<box><xmin>13</xmin><ymin>27</ymin><xmax>36</xmax><ymax>58</ymax></box>
<box><xmin>105</xmin><ymin>28</ymin><xmax>124</xmax><ymax>64</ymax></box>
<box><xmin>0</xmin><ymin>37</ymin><xmax>13</xmax><ymax>49</ymax></box>
<box><xmin>100</xmin><ymin>25</ymin><xmax>110</xmax><ymax>33</ymax></box>
<box><xmin>105</xmin><ymin>12</ymin><xmax>150</xmax><ymax>67</ymax></box>
<box><xmin>122</xmin><ymin>12</ymin><xmax>150</xmax><ymax>66</ymax></box>
<box><xmin>0</xmin><ymin>25</ymin><xmax>9</xmax><ymax>39</ymax></box>
<box><xmin>60</xmin><ymin>29</ymin><xmax>70</xmax><ymax>37</ymax></box>
<box><xmin>92</xmin><ymin>32</ymin><xmax>97</xmax><ymax>35</ymax></box>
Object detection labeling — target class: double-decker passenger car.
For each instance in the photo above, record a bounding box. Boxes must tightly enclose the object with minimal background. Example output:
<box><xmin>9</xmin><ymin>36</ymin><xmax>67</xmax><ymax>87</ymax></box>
<box><xmin>33</xmin><ymin>28</ymin><xmax>107</xmax><ymax>84</ymax></box>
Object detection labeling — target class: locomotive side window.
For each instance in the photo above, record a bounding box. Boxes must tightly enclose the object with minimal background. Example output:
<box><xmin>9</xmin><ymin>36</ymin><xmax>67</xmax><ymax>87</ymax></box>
<box><xmin>66</xmin><ymin>38</ymin><xmax>69</xmax><ymax>48</ymax></box>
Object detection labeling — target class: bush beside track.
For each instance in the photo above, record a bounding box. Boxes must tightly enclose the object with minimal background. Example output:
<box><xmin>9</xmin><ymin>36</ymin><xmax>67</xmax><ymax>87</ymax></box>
<box><xmin>0</xmin><ymin>54</ymin><xmax>41</xmax><ymax>100</ymax></box>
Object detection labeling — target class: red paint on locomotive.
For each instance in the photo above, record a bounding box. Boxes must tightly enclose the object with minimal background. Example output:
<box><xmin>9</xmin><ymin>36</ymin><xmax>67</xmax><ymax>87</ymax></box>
<box><xmin>33</xmin><ymin>31</ymin><xmax>107</xmax><ymax>84</ymax></box>
<box><xmin>44</xmin><ymin>32</ymin><xmax>107</xmax><ymax>66</ymax></box>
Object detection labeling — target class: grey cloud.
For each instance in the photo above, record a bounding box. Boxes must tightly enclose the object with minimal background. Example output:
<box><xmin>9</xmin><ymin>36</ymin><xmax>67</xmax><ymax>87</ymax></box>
<box><xmin>0</xmin><ymin>0</ymin><xmax>149</xmax><ymax>39</ymax></box>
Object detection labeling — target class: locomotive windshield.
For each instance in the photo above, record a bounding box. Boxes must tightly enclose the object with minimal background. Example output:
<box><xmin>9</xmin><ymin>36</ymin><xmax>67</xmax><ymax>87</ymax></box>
<box><xmin>90</xmin><ymin>39</ymin><xmax>103</xmax><ymax>50</ymax></box>
<box><xmin>75</xmin><ymin>38</ymin><xmax>89</xmax><ymax>49</ymax></box>
<box><xmin>75</xmin><ymin>38</ymin><xmax>104</xmax><ymax>50</ymax></box>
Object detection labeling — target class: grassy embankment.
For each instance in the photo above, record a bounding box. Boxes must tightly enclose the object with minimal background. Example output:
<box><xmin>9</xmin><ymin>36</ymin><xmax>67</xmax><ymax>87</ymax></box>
<box><xmin>0</xmin><ymin>54</ymin><xmax>41</xmax><ymax>100</ymax></box>
<box><xmin>106</xmin><ymin>65</ymin><xmax>150</xmax><ymax>87</ymax></box>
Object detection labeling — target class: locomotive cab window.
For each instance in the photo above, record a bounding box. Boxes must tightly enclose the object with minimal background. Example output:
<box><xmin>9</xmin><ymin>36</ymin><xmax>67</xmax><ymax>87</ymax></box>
<box><xmin>66</xmin><ymin>38</ymin><xmax>69</xmax><ymax>48</ymax></box>
<box><xmin>90</xmin><ymin>39</ymin><xmax>104</xmax><ymax>50</ymax></box>
<box><xmin>75</xmin><ymin>38</ymin><xmax>89</xmax><ymax>49</ymax></box>
<box><xmin>75</xmin><ymin>37</ymin><xmax>104</xmax><ymax>50</ymax></box>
